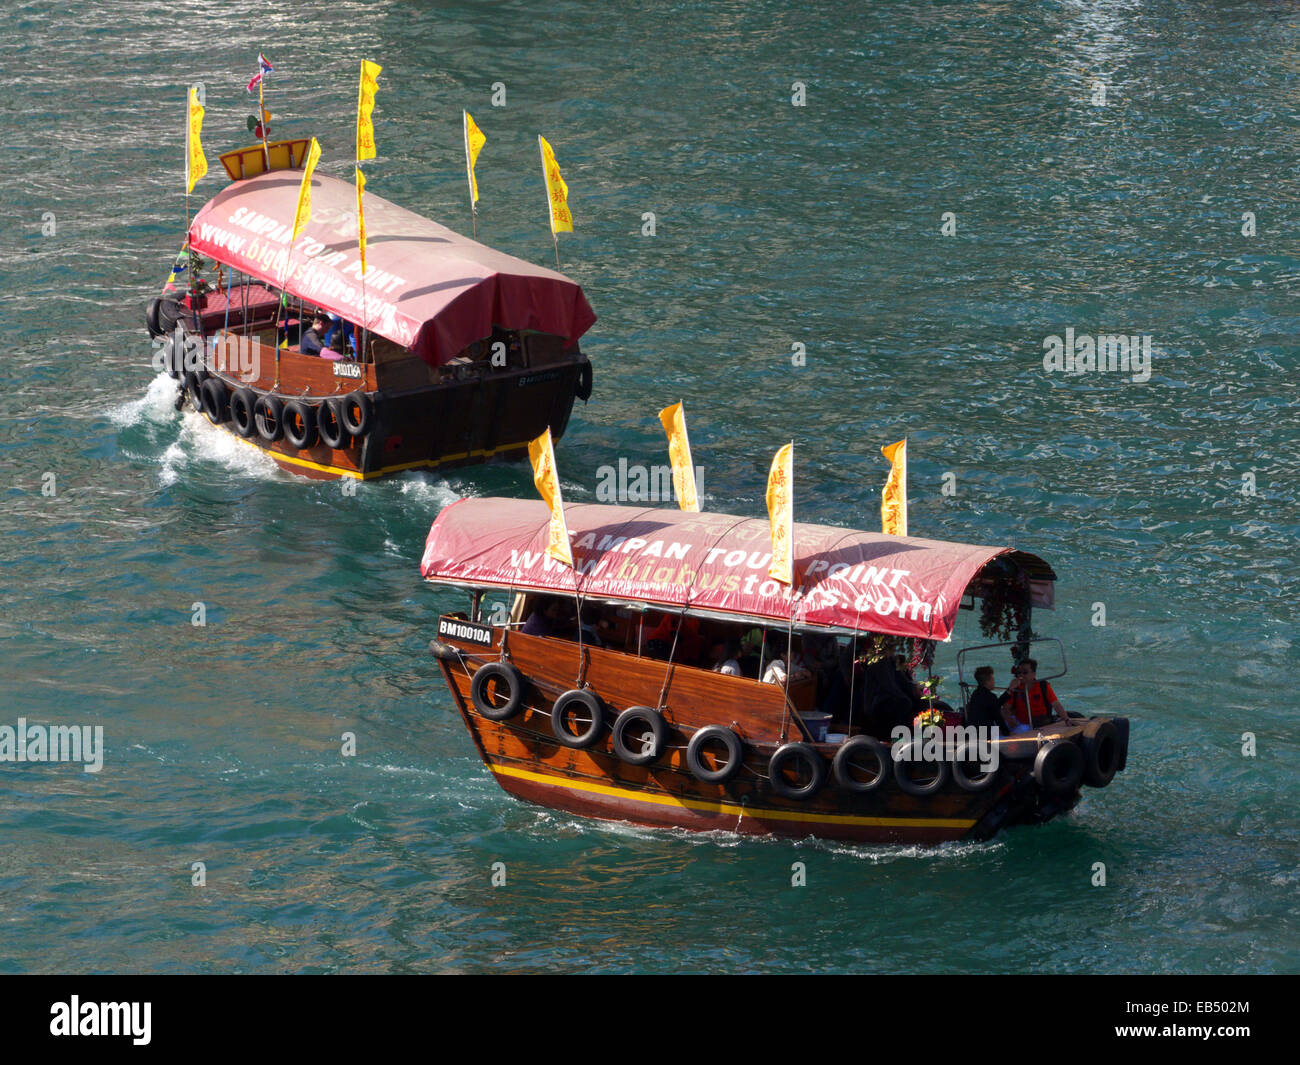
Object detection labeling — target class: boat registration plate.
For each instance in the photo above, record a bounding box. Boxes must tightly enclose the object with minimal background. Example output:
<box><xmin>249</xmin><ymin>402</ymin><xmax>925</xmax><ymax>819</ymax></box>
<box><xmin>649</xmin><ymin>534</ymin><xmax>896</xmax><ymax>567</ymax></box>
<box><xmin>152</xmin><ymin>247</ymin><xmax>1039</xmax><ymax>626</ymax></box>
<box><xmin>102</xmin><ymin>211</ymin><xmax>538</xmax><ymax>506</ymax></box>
<box><xmin>438</xmin><ymin>617</ymin><xmax>495</xmax><ymax>646</ymax></box>
<box><xmin>333</xmin><ymin>362</ymin><xmax>363</xmax><ymax>379</ymax></box>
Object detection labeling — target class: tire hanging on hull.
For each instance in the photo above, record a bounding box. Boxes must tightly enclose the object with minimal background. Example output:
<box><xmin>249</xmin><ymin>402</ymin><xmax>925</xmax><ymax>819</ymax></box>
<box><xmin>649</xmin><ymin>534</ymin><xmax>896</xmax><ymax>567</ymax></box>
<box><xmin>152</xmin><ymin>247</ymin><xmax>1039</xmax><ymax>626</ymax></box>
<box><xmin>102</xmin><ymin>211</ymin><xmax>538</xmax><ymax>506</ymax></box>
<box><xmin>685</xmin><ymin>725</ymin><xmax>744</xmax><ymax>785</ymax></box>
<box><xmin>469</xmin><ymin>662</ymin><xmax>526</xmax><ymax>721</ymax></box>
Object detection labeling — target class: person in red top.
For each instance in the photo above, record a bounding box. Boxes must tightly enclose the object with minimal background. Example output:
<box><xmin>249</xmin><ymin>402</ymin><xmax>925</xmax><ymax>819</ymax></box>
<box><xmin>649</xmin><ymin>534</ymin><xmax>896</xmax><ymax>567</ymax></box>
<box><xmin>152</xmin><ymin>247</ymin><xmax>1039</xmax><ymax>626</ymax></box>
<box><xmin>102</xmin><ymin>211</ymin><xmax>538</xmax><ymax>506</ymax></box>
<box><xmin>642</xmin><ymin>612</ymin><xmax>702</xmax><ymax>663</ymax></box>
<box><xmin>1000</xmin><ymin>659</ymin><xmax>1068</xmax><ymax>728</ymax></box>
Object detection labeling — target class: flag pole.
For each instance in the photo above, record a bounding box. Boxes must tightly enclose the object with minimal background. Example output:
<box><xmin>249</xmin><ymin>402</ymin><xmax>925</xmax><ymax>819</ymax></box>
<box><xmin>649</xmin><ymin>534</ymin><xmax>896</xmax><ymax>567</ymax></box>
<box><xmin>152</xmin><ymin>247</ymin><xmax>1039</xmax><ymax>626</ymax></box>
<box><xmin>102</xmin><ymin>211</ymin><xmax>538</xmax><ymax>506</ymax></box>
<box><xmin>184</xmin><ymin>91</ymin><xmax>190</xmax><ymax>259</ymax></box>
<box><xmin>257</xmin><ymin>74</ymin><xmax>271</xmax><ymax>170</ymax></box>
<box><xmin>358</xmin><ymin>168</ymin><xmax>368</xmax><ymax>387</ymax></box>
<box><xmin>184</xmin><ymin>93</ymin><xmax>196</xmax><ymax>310</ymax></box>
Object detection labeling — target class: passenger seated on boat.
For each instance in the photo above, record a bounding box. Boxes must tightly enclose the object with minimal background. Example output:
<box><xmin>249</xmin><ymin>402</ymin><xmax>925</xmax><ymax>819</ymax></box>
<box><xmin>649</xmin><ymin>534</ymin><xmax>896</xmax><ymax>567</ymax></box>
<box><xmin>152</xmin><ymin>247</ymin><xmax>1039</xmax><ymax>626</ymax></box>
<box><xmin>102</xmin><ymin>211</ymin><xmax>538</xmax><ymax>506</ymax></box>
<box><xmin>802</xmin><ymin>632</ymin><xmax>840</xmax><ymax>706</ymax></box>
<box><xmin>862</xmin><ymin>656</ymin><xmax>915</xmax><ymax>734</ymax></box>
<box><xmin>709</xmin><ymin>639</ymin><xmax>742</xmax><ymax>676</ymax></box>
<box><xmin>522</xmin><ymin>599</ymin><xmax>565</xmax><ymax>637</ymax></box>
<box><xmin>642</xmin><ymin>613</ymin><xmax>701</xmax><ymax>662</ymax></box>
<box><xmin>816</xmin><ymin>638</ymin><xmax>852</xmax><ymax>717</ymax></box>
<box><xmin>321</xmin><ymin>314</ymin><xmax>342</xmax><ymax>348</ymax></box>
<box><xmin>299</xmin><ymin>313</ymin><xmax>329</xmax><ymax>357</ymax></box>
<box><xmin>737</xmin><ymin>628</ymin><xmax>764</xmax><ymax>677</ymax></box>
<box><xmin>965</xmin><ymin>665</ymin><xmax>1017</xmax><ymax>731</ymax></box>
<box><xmin>761</xmin><ymin>639</ymin><xmax>812</xmax><ymax>686</ymax></box>
<box><xmin>1000</xmin><ymin>659</ymin><xmax>1067</xmax><ymax>729</ymax></box>
<box><xmin>577</xmin><ymin>606</ymin><xmax>607</xmax><ymax>647</ymax></box>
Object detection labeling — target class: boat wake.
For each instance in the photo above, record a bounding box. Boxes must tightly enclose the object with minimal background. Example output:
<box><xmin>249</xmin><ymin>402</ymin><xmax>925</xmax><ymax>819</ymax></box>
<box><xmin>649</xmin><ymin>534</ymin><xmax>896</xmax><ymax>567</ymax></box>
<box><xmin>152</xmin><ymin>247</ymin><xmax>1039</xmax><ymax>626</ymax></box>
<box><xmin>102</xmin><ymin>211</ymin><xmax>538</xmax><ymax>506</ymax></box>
<box><xmin>107</xmin><ymin>371</ymin><xmax>180</xmax><ymax>428</ymax></box>
<box><xmin>526</xmin><ymin>809</ymin><xmax>1003</xmax><ymax>862</ymax></box>
<box><xmin>113</xmin><ymin>373</ymin><xmax>282</xmax><ymax>486</ymax></box>
<box><xmin>158</xmin><ymin>409</ymin><xmax>280</xmax><ymax>485</ymax></box>
<box><xmin>395</xmin><ymin>473</ymin><xmax>470</xmax><ymax>511</ymax></box>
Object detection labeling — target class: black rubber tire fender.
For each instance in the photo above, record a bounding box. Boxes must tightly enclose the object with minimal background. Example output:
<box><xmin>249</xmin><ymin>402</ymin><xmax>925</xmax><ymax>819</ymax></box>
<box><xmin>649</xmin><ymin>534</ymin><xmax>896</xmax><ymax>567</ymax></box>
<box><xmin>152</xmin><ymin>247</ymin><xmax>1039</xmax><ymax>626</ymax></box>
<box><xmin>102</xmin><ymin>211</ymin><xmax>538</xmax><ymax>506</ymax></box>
<box><xmin>146</xmin><ymin>298</ymin><xmax>163</xmax><ymax>338</ymax></box>
<box><xmin>1112</xmin><ymin>716</ymin><xmax>1131</xmax><ymax>772</ymax></box>
<box><xmin>1033</xmin><ymin>740</ymin><xmax>1085</xmax><ymax>795</ymax></box>
<box><xmin>340</xmin><ymin>391</ymin><xmax>372</xmax><ymax>436</ymax></box>
<box><xmin>199</xmin><ymin>377</ymin><xmax>229</xmax><ymax>425</ymax></box>
<box><xmin>685</xmin><ymin>725</ymin><xmax>744</xmax><ymax>785</ymax></box>
<box><xmin>892</xmin><ymin>740</ymin><xmax>951</xmax><ymax>797</ymax></box>
<box><xmin>318</xmin><ymin>397</ymin><xmax>347</xmax><ymax>450</ymax></box>
<box><xmin>157</xmin><ymin>298</ymin><xmax>185</xmax><ymax>336</ymax></box>
<box><xmin>575</xmin><ymin>360</ymin><xmax>593</xmax><ymax>402</ymax></box>
<box><xmin>611</xmin><ymin>706</ymin><xmax>667</xmax><ymax>766</ymax></box>
<box><xmin>183</xmin><ymin>370</ymin><xmax>207</xmax><ymax>412</ymax></box>
<box><xmin>253</xmin><ymin>394</ymin><xmax>284</xmax><ymax>442</ymax></box>
<box><xmin>831</xmin><ymin>735</ymin><xmax>892</xmax><ymax>793</ymax></box>
<box><xmin>1081</xmin><ymin>719</ymin><xmax>1120</xmax><ymax>788</ymax></box>
<box><xmin>768</xmin><ymin>742</ymin><xmax>827</xmax><ymax>801</ymax></box>
<box><xmin>229</xmin><ymin>388</ymin><xmax>258</xmax><ymax>438</ymax></box>
<box><xmin>469</xmin><ymin>661</ymin><xmax>525</xmax><ymax>721</ymax></box>
<box><xmin>282</xmin><ymin>399</ymin><xmax>317</xmax><ymax>449</ymax></box>
<box><xmin>951</xmin><ymin>750</ymin><xmax>1000</xmax><ymax>792</ymax></box>
<box><xmin>157</xmin><ymin>332</ymin><xmax>180</xmax><ymax>378</ymax></box>
<box><xmin>166</xmin><ymin>328</ymin><xmax>190</xmax><ymax>377</ymax></box>
<box><xmin>550</xmin><ymin>689</ymin><xmax>605</xmax><ymax>749</ymax></box>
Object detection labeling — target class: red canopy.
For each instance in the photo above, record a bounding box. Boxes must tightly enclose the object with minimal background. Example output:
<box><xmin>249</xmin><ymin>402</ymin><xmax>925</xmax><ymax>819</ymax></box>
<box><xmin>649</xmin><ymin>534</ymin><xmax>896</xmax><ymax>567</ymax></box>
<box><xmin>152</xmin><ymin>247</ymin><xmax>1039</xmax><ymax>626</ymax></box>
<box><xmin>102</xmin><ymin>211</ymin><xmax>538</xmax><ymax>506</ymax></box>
<box><xmin>420</xmin><ymin>498</ymin><xmax>1053</xmax><ymax>641</ymax></box>
<box><xmin>188</xmin><ymin>171</ymin><xmax>596</xmax><ymax>366</ymax></box>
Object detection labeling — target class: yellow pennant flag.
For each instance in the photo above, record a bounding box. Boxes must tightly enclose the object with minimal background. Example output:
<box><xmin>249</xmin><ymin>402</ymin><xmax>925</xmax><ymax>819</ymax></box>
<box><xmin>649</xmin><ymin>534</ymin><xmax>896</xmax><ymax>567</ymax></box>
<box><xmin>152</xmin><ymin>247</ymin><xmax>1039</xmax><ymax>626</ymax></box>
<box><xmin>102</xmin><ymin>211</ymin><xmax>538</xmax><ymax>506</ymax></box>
<box><xmin>185</xmin><ymin>87</ymin><xmax>207</xmax><ymax>193</ymax></box>
<box><xmin>291</xmin><ymin>137</ymin><xmax>322</xmax><ymax>243</ymax></box>
<box><xmin>464</xmin><ymin>110</ymin><xmax>486</xmax><ymax>207</ymax></box>
<box><xmin>356</xmin><ymin>59</ymin><xmax>382</xmax><ymax>162</ymax></box>
<box><xmin>528</xmin><ymin>428</ymin><xmax>574</xmax><ymax>568</ymax></box>
<box><xmin>538</xmin><ymin>135</ymin><xmax>573</xmax><ymax>234</ymax></box>
<box><xmin>881</xmin><ymin>438</ymin><xmax>908</xmax><ymax>536</ymax></box>
<box><xmin>657</xmin><ymin>401</ymin><xmax>700</xmax><ymax>512</ymax></box>
<box><xmin>355</xmin><ymin>166</ymin><xmax>368</xmax><ymax>276</ymax></box>
<box><xmin>766</xmin><ymin>442</ymin><xmax>794</xmax><ymax>584</ymax></box>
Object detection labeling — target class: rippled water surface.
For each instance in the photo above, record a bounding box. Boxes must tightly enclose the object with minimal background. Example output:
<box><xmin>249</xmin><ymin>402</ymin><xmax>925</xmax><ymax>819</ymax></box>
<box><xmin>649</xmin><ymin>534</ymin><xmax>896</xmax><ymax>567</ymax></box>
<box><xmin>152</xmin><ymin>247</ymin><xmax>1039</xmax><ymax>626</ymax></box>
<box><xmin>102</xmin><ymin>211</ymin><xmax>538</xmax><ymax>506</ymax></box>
<box><xmin>0</xmin><ymin>0</ymin><xmax>1296</xmax><ymax>973</ymax></box>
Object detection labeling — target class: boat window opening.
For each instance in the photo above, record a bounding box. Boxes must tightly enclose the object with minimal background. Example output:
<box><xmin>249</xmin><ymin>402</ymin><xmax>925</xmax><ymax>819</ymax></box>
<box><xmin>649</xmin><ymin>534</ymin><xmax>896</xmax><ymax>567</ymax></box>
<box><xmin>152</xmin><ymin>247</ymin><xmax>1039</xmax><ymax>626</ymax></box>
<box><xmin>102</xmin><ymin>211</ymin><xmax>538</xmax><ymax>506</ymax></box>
<box><xmin>442</xmin><ymin>574</ymin><xmax>1068</xmax><ymax>743</ymax></box>
<box><xmin>472</xmin><ymin>591</ymin><xmax>516</xmax><ymax>629</ymax></box>
<box><xmin>523</xmin><ymin>331</ymin><xmax>572</xmax><ymax>368</ymax></box>
<box><xmin>456</xmin><ymin>582</ymin><xmax>1086</xmax><ymax>741</ymax></box>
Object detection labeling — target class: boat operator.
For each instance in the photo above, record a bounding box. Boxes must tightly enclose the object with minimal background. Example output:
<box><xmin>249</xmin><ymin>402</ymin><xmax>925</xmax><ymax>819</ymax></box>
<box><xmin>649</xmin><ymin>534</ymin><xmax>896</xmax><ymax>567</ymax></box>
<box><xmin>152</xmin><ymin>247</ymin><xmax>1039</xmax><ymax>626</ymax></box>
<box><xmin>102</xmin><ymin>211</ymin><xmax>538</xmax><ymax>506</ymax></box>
<box><xmin>1000</xmin><ymin>659</ymin><xmax>1069</xmax><ymax>729</ymax></box>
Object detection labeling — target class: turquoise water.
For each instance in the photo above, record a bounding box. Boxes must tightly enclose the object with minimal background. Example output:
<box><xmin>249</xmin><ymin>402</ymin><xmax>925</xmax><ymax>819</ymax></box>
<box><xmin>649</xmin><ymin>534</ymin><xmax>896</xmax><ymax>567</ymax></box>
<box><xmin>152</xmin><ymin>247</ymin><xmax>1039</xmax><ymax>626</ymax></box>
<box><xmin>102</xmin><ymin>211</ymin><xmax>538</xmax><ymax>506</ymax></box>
<box><xmin>1</xmin><ymin>0</ymin><xmax>1296</xmax><ymax>973</ymax></box>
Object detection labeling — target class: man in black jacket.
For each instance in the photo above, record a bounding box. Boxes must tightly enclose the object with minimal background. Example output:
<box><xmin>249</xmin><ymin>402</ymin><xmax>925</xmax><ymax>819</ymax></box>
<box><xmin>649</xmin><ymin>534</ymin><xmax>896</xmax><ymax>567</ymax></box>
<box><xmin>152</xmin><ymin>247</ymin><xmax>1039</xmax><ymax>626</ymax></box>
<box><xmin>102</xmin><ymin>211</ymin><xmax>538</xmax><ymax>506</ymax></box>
<box><xmin>299</xmin><ymin>312</ymin><xmax>329</xmax><ymax>357</ymax></box>
<box><xmin>965</xmin><ymin>665</ymin><xmax>1016</xmax><ymax>731</ymax></box>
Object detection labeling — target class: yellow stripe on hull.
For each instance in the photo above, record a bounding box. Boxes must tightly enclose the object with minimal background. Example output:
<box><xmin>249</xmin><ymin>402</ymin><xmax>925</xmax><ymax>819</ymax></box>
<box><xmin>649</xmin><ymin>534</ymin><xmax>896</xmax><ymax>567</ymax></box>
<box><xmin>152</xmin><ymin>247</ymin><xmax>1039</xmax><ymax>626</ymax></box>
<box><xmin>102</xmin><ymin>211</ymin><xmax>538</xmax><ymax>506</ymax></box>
<box><xmin>490</xmin><ymin>762</ymin><xmax>978</xmax><ymax>830</ymax></box>
<box><xmin>226</xmin><ymin>429</ymin><xmax>530</xmax><ymax>480</ymax></box>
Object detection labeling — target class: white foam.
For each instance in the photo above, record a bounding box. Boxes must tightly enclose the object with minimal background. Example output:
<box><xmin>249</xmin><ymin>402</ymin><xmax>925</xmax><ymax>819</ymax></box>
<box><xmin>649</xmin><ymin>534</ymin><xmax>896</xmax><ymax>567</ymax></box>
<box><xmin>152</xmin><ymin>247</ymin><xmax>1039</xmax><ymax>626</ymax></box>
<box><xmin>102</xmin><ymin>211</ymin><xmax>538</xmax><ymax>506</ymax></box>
<box><xmin>108</xmin><ymin>372</ymin><xmax>180</xmax><ymax>427</ymax></box>
<box><xmin>526</xmin><ymin>807</ymin><xmax>1000</xmax><ymax>858</ymax></box>
<box><xmin>396</xmin><ymin>473</ymin><xmax>469</xmax><ymax>510</ymax></box>
<box><xmin>160</xmin><ymin>408</ymin><xmax>281</xmax><ymax>485</ymax></box>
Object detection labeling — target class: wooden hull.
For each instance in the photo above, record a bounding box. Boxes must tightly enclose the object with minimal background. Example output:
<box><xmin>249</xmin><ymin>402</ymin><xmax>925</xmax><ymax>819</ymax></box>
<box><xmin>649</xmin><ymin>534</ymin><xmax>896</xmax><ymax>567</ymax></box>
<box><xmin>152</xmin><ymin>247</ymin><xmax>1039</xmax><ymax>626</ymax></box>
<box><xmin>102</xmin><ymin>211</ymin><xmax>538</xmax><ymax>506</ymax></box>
<box><xmin>171</xmin><ymin>335</ymin><xmax>587</xmax><ymax>480</ymax></box>
<box><xmin>152</xmin><ymin>284</ymin><xmax>591</xmax><ymax>480</ymax></box>
<box><xmin>433</xmin><ymin>625</ymin><xmax>1088</xmax><ymax>845</ymax></box>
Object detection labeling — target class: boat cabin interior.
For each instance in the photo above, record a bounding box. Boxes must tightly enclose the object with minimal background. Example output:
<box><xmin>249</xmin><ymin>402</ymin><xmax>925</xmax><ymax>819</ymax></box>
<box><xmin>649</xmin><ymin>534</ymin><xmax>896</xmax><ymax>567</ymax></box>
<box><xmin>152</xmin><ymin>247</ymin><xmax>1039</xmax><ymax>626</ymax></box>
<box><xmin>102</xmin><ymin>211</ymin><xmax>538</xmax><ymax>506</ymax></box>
<box><xmin>185</xmin><ymin>266</ymin><xmax>579</xmax><ymax>390</ymax></box>
<box><xmin>481</xmin><ymin>590</ymin><xmax>999</xmax><ymax>741</ymax></box>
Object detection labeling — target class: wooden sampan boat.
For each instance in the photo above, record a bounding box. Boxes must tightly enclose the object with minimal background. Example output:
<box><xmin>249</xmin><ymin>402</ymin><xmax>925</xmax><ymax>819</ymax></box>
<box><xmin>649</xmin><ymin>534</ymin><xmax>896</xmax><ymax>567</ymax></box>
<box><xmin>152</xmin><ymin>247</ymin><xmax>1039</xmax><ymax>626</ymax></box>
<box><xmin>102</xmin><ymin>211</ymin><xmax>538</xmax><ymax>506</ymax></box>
<box><xmin>421</xmin><ymin>498</ymin><xmax>1130</xmax><ymax>845</ymax></box>
<box><xmin>146</xmin><ymin>139</ymin><xmax>596</xmax><ymax>480</ymax></box>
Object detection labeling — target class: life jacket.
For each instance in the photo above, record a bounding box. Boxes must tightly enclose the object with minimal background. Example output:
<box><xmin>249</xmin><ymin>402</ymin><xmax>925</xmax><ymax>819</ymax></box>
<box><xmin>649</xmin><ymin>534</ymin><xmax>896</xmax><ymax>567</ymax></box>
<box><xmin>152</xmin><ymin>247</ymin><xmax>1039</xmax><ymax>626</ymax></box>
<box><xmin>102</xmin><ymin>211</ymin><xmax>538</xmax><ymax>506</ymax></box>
<box><xmin>1004</xmin><ymin>680</ymin><xmax>1055</xmax><ymax>726</ymax></box>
